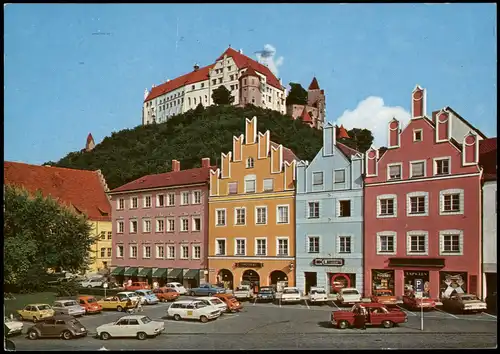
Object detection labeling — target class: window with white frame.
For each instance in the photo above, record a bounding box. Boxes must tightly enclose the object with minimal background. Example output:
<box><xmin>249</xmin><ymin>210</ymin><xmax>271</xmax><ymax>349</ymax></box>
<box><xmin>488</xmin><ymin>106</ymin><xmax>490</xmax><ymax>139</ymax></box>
<box><xmin>277</xmin><ymin>205</ymin><xmax>289</xmax><ymax>224</ymax></box>
<box><xmin>167</xmin><ymin>193</ymin><xmax>175</xmax><ymax>206</ymax></box>
<box><xmin>339</xmin><ymin>236</ymin><xmax>351</xmax><ymax>253</ymax></box>
<box><xmin>377</xmin><ymin>232</ymin><xmax>396</xmax><ymax>254</ymax></box>
<box><xmin>143</xmin><ymin>245</ymin><xmax>151</xmax><ymax>259</ymax></box>
<box><xmin>216</xmin><ymin>209</ymin><xmax>226</xmax><ymax>226</ymax></box>
<box><xmin>244</xmin><ymin>176</ymin><xmax>256</xmax><ymax>193</ymax></box>
<box><xmin>228</xmin><ymin>182</ymin><xmax>238</xmax><ymax>194</ymax></box>
<box><xmin>413</xmin><ymin>129</ymin><xmax>423</xmax><ymax>142</ymax></box>
<box><xmin>235</xmin><ymin>208</ymin><xmax>246</xmax><ymax>225</ymax></box>
<box><xmin>277</xmin><ymin>238</ymin><xmax>289</xmax><ymax>256</ymax></box>
<box><xmin>180</xmin><ymin>218</ymin><xmax>189</xmax><ymax>232</ymax></box>
<box><xmin>263</xmin><ymin>178</ymin><xmax>274</xmax><ymax>192</ymax></box>
<box><xmin>407</xmin><ymin>192</ymin><xmax>428</xmax><ymax>216</ymax></box>
<box><xmin>181</xmin><ymin>245</ymin><xmax>189</xmax><ymax>259</ymax></box>
<box><xmin>156</xmin><ymin>219</ymin><xmax>165</xmax><ymax>232</ymax></box>
<box><xmin>131</xmin><ymin>197</ymin><xmax>138</xmax><ymax>209</ymax></box>
<box><xmin>439</xmin><ymin>189</ymin><xmax>464</xmax><ymax>215</ymax></box>
<box><xmin>410</xmin><ymin>161</ymin><xmax>425</xmax><ymax>178</ymax></box>
<box><xmin>388</xmin><ymin>164</ymin><xmax>402</xmax><ymax>180</ymax></box>
<box><xmin>167</xmin><ymin>245</ymin><xmax>175</xmax><ymax>259</ymax></box>
<box><xmin>167</xmin><ymin>218</ymin><xmax>175</xmax><ymax>232</ymax></box>
<box><xmin>313</xmin><ymin>172</ymin><xmax>324</xmax><ymax>185</ymax></box>
<box><xmin>434</xmin><ymin>158</ymin><xmax>450</xmax><ymax>175</ymax></box>
<box><xmin>143</xmin><ymin>219</ymin><xmax>151</xmax><ymax>233</ymax></box>
<box><xmin>256</xmin><ymin>206</ymin><xmax>267</xmax><ymax>224</ymax></box>
<box><xmin>181</xmin><ymin>192</ymin><xmax>190</xmax><ymax>205</ymax></box>
<box><xmin>246</xmin><ymin>157</ymin><xmax>254</xmax><ymax>168</ymax></box>
<box><xmin>117</xmin><ymin>198</ymin><xmax>124</xmax><ymax>210</ymax></box>
<box><xmin>156</xmin><ymin>245</ymin><xmax>164</xmax><ymax>258</ymax></box>
<box><xmin>100</xmin><ymin>247</ymin><xmax>106</xmax><ymax>258</ymax></box>
<box><xmin>130</xmin><ymin>245</ymin><xmax>137</xmax><ymax>258</ymax></box>
<box><xmin>439</xmin><ymin>230</ymin><xmax>463</xmax><ymax>255</ymax></box>
<box><xmin>144</xmin><ymin>195</ymin><xmax>152</xmax><ymax>208</ymax></box>
<box><xmin>377</xmin><ymin>195</ymin><xmax>396</xmax><ymax>217</ymax></box>
<box><xmin>192</xmin><ymin>217</ymin><xmax>201</xmax><ymax>231</ymax></box>
<box><xmin>117</xmin><ymin>220</ymin><xmax>124</xmax><ymax>233</ymax></box>
<box><xmin>256</xmin><ymin>238</ymin><xmax>267</xmax><ymax>256</ymax></box>
<box><xmin>116</xmin><ymin>245</ymin><xmax>124</xmax><ymax>258</ymax></box>
<box><xmin>216</xmin><ymin>239</ymin><xmax>226</xmax><ymax>255</ymax></box>
<box><xmin>156</xmin><ymin>194</ymin><xmax>165</xmax><ymax>207</ymax></box>
<box><xmin>407</xmin><ymin>232</ymin><xmax>428</xmax><ymax>255</ymax></box>
<box><xmin>130</xmin><ymin>220</ymin><xmax>138</xmax><ymax>233</ymax></box>
<box><xmin>308</xmin><ymin>202</ymin><xmax>320</xmax><ymax>218</ymax></box>
<box><xmin>338</xmin><ymin>200</ymin><xmax>351</xmax><ymax>217</ymax></box>
<box><xmin>334</xmin><ymin>170</ymin><xmax>345</xmax><ymax>183</ymax></box>
<box><xmin>193</xmin><ymin>191</ymin><xmax>202</xmax><ymax>204</ymax></box>
<box><xmin>235</xmin><ymin>239</ymin><xmax>246</xmax><ymax>255</ymax></box>
<box><xmin>192</xmin><ymin>245</ymin><xmax>201</xmax><ymax>259</ymax></box>
<box><xmin>308</xmin><ymin>236</ymin><xmax>320</xmax><ymax>253</ymax></box>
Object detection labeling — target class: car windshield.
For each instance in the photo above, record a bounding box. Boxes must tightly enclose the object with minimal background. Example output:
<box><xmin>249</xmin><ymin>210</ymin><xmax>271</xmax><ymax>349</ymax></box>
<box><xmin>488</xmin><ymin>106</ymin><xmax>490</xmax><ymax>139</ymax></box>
<box><xmin>342</xmin><ymin>290</ymin><xmax>359</xmax><ymax>295</ymax></box>
<box><xmin>64</xmin><ymin>301</ymin><xmax>77</xmax><ymax>306</ymax></box>
<box><xmin>283</xmin><ymin>289</ymin><xmax>299</xmax><ymax>294</ymax></box>
<box><xmin>461</xmin><ymin>295</ymin><xmax>478</xmax><ymax>301</ymax></box>
<box><xmin>226</xmin><ymin>295</ymin><xmax>236</xmax><ymax>300</ymax></box>
<box><xmin>69</xmin><ymin>319</ymin><xmax>81</xmax><ymax>326</ymax></box>
<box><xmin>38</xmin><ymin>305</ymin><xmax>51</xmax><ymax>310</ymax></box>
<box><xmin>87</xmin><ymin>298</ymin><xmax>97</xmax><ymax>303</ymax></box>
<box><xmin>141</xmin><ymin>316</ymin><xmax>152</xmax><ymax>324</ymax></box>
<box><xmin>4</xmin><ymin>317</ymin><xmax>13</xmax><ymax>323</ymax></box>
<box><xmin>211</xmin><ymin>299</ymin><xmax>224</xmax><ymax>304</ymax></box>
<box><xmin>260</xmin><ymin>289</ymin><xmax>272</xmax><ymax>293</ymax></box>
<box><xmin>311</xmin><ymin>289</ymin><xmax>326</xmax><ymax>294</ymax></box>
<box><xmin>141</xmin><ymin>290</ymin><xmax>153</xmax><ymax>296</ymax></box>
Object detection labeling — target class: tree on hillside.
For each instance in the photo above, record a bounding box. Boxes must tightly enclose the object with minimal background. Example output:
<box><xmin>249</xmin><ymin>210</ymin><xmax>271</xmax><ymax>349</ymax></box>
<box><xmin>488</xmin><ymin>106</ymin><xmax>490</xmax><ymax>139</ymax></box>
<box><xmin>338</xmin><ymin>128</ymin><xmax>374</xmax><ymax>153</ymax></box>
<box><xmin>4</xmin><ymin>186</ymin><xmax>96</xmax><ymax>292</ymax></box>
<box><xmin>286</xmin><ymin>83</ymin><xmax>308</xmax><ymax>106</ymax></box>
<box><xmin>212</xmin><ymin>85</ymin><xmax>234</xmax><ymax>105</ymax></box>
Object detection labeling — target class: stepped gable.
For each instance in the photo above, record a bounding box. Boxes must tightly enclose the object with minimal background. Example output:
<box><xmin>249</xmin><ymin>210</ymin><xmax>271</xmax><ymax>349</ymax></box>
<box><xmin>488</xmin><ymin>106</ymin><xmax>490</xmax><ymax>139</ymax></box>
<box><xmin>479</xmin><ymin>137</ymin><xmax>497</xmax><ymax>181</ymax></box>
<box><xmin>4</xmin><ymin>161</ymin><xmax>111</xmax><ymax>221</ymax></box>
<box><xmin>308</xmin><ymin>77</ymin><xmax>320</xmax><ymax>90</ymax></box>
<box><xmin>270</xmin><ymin>141</ymin><xmax>299</xmax><ymax>163</ymax></box>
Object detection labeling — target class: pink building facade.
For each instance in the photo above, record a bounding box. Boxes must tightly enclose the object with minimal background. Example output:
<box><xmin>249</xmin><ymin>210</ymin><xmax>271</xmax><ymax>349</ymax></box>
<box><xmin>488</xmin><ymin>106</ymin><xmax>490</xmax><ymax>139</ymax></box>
<box><xmin>364</xmin><ymin>85</ymin><xmax>483</xmax><ymax>300</ymax></box>
<box><xmin>108</xmin><ymin>158</ymin><xmax>214</xmax><ymax>288</ymax></box>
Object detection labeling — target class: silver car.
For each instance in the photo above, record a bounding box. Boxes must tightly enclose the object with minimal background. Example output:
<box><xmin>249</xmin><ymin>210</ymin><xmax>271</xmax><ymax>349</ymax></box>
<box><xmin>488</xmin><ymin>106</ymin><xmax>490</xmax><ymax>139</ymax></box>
<box><xmin>52</xmin><ymin>300</ymin><xmax>86</xmax><ymax>317</ymax></box>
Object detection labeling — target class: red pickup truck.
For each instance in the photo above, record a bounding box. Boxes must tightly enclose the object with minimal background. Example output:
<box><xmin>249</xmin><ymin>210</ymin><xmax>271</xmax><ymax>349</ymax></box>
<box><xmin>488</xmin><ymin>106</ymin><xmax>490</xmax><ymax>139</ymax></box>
<box><xmin>331</xmin><ymin>303</ymin><xmax>407</xmax><ymax>329</ymax></box>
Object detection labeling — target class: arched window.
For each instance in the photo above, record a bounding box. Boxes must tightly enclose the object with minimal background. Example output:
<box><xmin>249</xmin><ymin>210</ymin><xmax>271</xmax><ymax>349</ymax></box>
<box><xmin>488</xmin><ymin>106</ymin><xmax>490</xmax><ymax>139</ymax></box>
<box><xmin>246</xmin><ymin>157</ymin><xmax>254</xmax><ymax>169</ymax></box>
<box><xmin>194</xmin><ymin>97</ymin><xmax>197</xmax><ymax>105</ymax></box>
<box><xmin>188</xmin><ymin>97</ymin><xmax>191</xmax><ymax>106</ymax></box>
<box><xmin>205</xmin><ymin>95</ymin><xmax>208</xmax><ymax>103</ymax></box>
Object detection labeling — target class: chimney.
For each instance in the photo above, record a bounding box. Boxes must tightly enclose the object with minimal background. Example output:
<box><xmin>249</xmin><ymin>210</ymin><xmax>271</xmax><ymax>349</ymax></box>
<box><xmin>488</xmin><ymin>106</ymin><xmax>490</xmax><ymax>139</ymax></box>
<box><xmin>193</xmin><ymin>63</ymin><xmax>200</xmax><ymax>72</ymax></box>
<box><xmin>152</xmin><ymin>84</ymin><xmax>156</xmax><ymax>88</ymax></box>
<box><xmin>239</xmin><ymin>49</ymin><xmax>243</xmax><ymax>54</ymax></box>
<box><xmin>172</xmin><ymin>160</ymin><xmax>180</xmax><ymax>172</ymax></box>
<box><xmin>166</xmin><ymin>78</ymin><xmax>170</xmax><ymax>82</ymax></box>
<box><xmin>201</xmin><ymin>157</ymin><xmax>210</xmax><ymax>168</ymax></box>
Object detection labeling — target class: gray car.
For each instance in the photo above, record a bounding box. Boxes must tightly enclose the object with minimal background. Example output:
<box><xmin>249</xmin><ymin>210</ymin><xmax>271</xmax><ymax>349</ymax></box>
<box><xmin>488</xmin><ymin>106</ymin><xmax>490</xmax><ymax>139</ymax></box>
<box><xmin>52</xmin><ymin>300</ymin><xmax>86</xmax><ymax>317</ymax></box>
<box><xmin>188</xmin><ymin>284</ymin><xmax>226</xmax><ymax>297</ymax></box>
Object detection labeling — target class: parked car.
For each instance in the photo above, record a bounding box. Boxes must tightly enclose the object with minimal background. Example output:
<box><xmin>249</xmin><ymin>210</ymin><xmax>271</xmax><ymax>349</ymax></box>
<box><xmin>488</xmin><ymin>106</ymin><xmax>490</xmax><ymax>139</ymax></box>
<box><xmin>52</xmin><ymin>300</ymin><xmax>86</xmax><ymax>317</ymax></box>
<box><xmin>125</xmin><ymin>282</ymin><xmax>151</xmax><ymax>291</ymax></box>
<box><xmin>442</xmin><ymin>293</ymin><xmax>487</xmax><ymax>313</ymax></box>
<box><xmin>78</xmin><ymin>296</ymin><xmax>102</xmax><ymax>314</ymax></box>
<box><xmin>337</xmin><ymin>288</ymin><xmax>362</xmax><ymax>305</ymax></box>
<box><xmin>256</xmin><ymin>287</ymin><xmax>276</xmax><ymax>302</ymax></box>
<box><xmin>188</xmin><ymin>284</ymin><xmax>226</xmax><ymax>297</ymax></box>
<box><xmin>167</xmin><ymin>300</ymin><xmax>220</xmax><ymax>323</ymax></box>
<box><xmin>279</xmin><ymin>287</ymin><xmax>302</xmax><ymax>304</ymax></box>
<box><xmin>233</xmin><ymin>285</ymin><xmax>253</xmax><ymax>301</ymax></box>
<box><xmin>165</xmin><ymin>282</ymin><xmax>187</xmax><ymax>295</ymax></box>
<box><xmin>309</xmin><ymin>287</ymin><xmax>328</xmax><ymax>304</ymax></box>
<box><xmin>371</xmin><ymin>289</ymin><xmax>398</xmax><ymax>306</ymax></box>
<box><xmin>26</xmin><ymin>314</ymin><xmax>88</xmax><ymax>340</ymax></box>
<box><xmin>96</xmin><ymin>315</ymin><xmax>164</xmax><ymax>340</ymax></box>
<box><xmin>332</xmin><ymin>303</ymin><xmax>407</xmax><ymax>329</ymax></box>
<box><xmin>195</xmin><ymin>297</ymin><xmax>228</xmax><ymax>314</ymax></box>
<box><xmin>4</xmin><ymin>316</ymin><xmax>23</xmax><ymax>336</ymax></box>
<box><xmin>153</xmin><ymin>287</ymin><xmax>180</xmax><ymax>302</ymax></box>
<box><xmin>117</xmin><ymin>291</ymin><xmax>141</xmax><ymax>304</ymax></box>
<box><xmin>80</xmin><ymin>277</ymin><xmax>105</xmax><ymax>288</ymax></box>
<box><xmin>97</xmin><ymin>296</ymin><xmax>135</xmax><ymax>312</ymax></box>
<box><xmin>402</xmin><ymin>292</ymin><xmax>436</xmax><ymax>310</ymax></box>
<box><xmin>134</xmin><ymin>290</ymin><xmax>159</xmax><ymax>305</ymax></box>
<box><xmin>214</xmin><ymin>294</ymin><xmax>243</xmax><ymax>312</ymax></box>
<box><xmin>17</xmin><ymin>304</ymin><xmax>55</xmax><ymax>323</ymax></box>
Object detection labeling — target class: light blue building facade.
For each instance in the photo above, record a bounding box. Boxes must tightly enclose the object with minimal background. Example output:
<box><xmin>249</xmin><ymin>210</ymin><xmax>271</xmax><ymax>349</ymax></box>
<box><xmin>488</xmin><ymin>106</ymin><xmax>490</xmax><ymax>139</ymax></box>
<box><xmin>295</xmin><ymin>123</ymin><xmax>364</xmax><ymax>296</ymax></box>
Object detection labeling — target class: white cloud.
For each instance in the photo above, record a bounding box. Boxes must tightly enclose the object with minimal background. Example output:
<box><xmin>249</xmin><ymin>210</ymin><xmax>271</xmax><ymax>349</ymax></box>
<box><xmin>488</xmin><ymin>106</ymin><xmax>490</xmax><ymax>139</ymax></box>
<box><xmin>255</xmin><ymin>44</ymin><xmax>284</xmax><ymax>77</ymax></box>
<box><xmin>333</xmin><ymin>96</ymin><xmax>411</xmax><ymax>148</ymax></box>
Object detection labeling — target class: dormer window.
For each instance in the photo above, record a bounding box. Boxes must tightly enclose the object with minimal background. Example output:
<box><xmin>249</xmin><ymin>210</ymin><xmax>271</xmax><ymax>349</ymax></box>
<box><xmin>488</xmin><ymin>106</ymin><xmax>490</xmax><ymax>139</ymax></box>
<box><xmin>246</xmin><ymin>157</ymin><xmax>254</xmax><ymax>168</ymax></box>
<box><xmin>413</xmin><ymin>129</ymin><xmax>423</xmax><ymax>142</ymax></box>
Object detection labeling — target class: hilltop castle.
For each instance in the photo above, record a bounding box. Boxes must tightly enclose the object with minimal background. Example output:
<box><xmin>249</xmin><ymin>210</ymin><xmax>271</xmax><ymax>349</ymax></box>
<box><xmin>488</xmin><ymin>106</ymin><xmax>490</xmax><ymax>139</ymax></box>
<box><xmin>286</xmin><ymin>77</ymin><xmax>326</xmax><ymax>130</ymax></box>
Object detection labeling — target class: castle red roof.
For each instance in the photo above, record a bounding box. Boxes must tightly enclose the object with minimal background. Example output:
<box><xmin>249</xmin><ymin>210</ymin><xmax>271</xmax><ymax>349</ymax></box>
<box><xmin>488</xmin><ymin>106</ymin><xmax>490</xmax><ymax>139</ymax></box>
<box><xmin>240</xmin><ymin>66</ymin><xmax>260</xmax><ymax>80</ymax></box>
<box><xmin>109</xmin><ymin>166</ymin><xmax>216</xmax><ymax>194</ymax></box>
<box><xmin>300</xmin><ymin>107</ymin><xmax>313</xmax><ymax>123</ymax></box>
<box><xmin>479</xmin><ymin>137</ymin><xmax>497</xmax><ymax>181</ymax></box>
<box><xmin>308</xmin><ymin>77</ymin><xmax>320</xmax><ymax>90</ymax></box>
<box><xmin>337</xmin><ymin>125</ymin><xmax>350</xmax><ymax>139</ymax></box>
<box><xmin>270</xmin><ymin>141</ymin><xmax>299</xmax><ymax>163</ymax></box>
<box><xmin>4</xmin><ymin>162</ymin><xmax>111</xmax><ymax>221</ymax></box>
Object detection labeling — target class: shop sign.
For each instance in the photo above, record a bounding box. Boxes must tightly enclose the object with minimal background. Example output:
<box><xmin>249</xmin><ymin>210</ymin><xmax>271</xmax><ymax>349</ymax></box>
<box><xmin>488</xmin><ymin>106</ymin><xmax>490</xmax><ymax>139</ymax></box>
<box><xmin>234</xmin><ymin>262</ymin><xmax>263</xmax><ymax>268</ymax></box>
<box><xmin>313</xmin><ymin>258</ymin><xmax>344</xmax><ymax>267</ymax></box>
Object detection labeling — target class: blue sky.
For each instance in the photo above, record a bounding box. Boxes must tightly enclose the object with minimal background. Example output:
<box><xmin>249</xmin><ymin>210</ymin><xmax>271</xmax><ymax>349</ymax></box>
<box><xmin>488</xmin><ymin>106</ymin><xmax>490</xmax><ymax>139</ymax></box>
<box><xmin>5</xmin><ymin>3</ymin><xmax>497</xmax><ymax>164</ymax></box>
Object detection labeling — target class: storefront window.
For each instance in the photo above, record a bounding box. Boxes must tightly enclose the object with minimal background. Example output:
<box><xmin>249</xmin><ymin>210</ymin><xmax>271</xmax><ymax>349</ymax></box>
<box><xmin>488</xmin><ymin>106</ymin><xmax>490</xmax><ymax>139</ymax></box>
<box><xmin>440</xmin><ymin>271</ymin><xmax>467</xmax><ymax>299</ymax></box>
<box><xmin>403</xmin><ymin>271</ymin><xmax>430</xmax><ymax>297</ymax></box>
<box><xmin>371</xmin><ymin>270</ymin><xmax>395</xmax><ymax>295</ymax></box>
<box><xmin>328</xmin><ymin>273</ymin><xmax>356</xmax><ymax>294</ymax></box>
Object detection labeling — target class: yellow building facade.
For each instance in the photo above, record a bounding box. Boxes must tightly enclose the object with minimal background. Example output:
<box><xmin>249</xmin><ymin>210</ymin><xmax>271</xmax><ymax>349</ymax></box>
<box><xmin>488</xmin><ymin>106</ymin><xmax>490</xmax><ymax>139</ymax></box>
<box><xmin>88</xmin><ymin>220</ymin><xmax>113</xmax><ymax>274</ymax></box>
<box><xmin>208</xmin><ymin>116</ymin><xmax>297</xmax><ymax>289</ymax></box>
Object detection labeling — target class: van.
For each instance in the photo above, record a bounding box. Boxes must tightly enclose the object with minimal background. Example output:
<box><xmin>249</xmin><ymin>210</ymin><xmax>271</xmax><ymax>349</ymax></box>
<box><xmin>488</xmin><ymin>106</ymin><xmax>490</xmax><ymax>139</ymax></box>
<box><xmin>166</xmin><ymin>300</ymin><xmax>220</xmax><ymax>323</ymax></box>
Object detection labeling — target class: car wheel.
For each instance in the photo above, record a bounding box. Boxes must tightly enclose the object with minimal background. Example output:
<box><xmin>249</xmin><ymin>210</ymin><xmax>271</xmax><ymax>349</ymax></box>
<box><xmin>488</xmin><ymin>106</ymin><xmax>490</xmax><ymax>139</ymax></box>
<box><xmin>18</xmin><ymin>315</ymin><xmax>24</xmax><ymax>321</ymax></box>
<box><xmin>173</xmin><ymin>314</ymin><xmax>181</xmax><ymax>321</ymax></box>
<box><xmin>117</xmin><ymin>306</ymin><xmax>123</xmax><ymax>312</ymax></box>
<box><xmin>208</xmin><ymin>292</ymin><xmax>213</xmax><ymax>297</ymax></box>
<box><xmin>32</xmin><ymin>316</ymin><xmax>38</xmax><ymax>323</ymax></box>
<box><xmin>190</xmin><ymin>291</ymin><xmax>195</xmax><ymax>296</ymax></box>
<box><xmin>200</xmin><ymin>315</ymin><xmax>208</xmax><ymax>323</ymax></box>
<box><xmin>338</xmin><ymin>320</ymin><xmax>349</xmax><ymax>329</ymax></box>
<box><xmin>62</xmin><ymin>330</ymin><xmax>73</xmax><ymax>340</ymax></box>
<box><xmin>87</xmin><ymin>285</ymin><xmax>92</xmax><ymax>288</ymax></box>
<box><xmin>137</xmin><ymin>332</ymin><xmax>147</xmax><ymax>340</ymax></box>
<box><xmin>100</xmin><ymin>332</ymin><xmax>110</xmax><ymax>340</ymax></box>
<box><xmin>382</xmin><ymin>320</ymin><xmax>394</xmax><ymax>328</ymax></box>
<box><xmin>28</xmin><ymin>330</ymin><xmax>39</xmax><ymax>340</ymax></box>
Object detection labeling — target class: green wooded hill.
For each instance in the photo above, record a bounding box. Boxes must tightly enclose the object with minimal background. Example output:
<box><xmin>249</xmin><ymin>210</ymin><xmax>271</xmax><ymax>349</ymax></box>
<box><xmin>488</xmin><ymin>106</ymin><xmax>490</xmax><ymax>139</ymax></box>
<box><xmin>50</xmin><ymin>105</ymin><xmax>326</xmax><ymax>190</ymax></box>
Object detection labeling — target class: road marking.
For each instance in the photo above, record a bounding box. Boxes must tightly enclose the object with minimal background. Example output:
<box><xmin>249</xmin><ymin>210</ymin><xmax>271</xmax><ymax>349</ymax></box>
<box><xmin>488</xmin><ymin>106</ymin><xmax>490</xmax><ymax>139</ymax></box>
<box><xmin>481</xmin><ymin>312</ymin><xmax>497</xmax><ymax>319</ymax></box>
<box><xmin>434</xmin><ymin>307</ymin><xmax>458</xmax><ymax>319</ymax></box>
<box><xmin>397</xmin><ymin>305</ymin><xmax>416</xmax><ymax>317</ymax></box>
<box><xmin>217</xmin><ymin>314</ymin><xmax>239</xmax><ymax>321</ymax></box>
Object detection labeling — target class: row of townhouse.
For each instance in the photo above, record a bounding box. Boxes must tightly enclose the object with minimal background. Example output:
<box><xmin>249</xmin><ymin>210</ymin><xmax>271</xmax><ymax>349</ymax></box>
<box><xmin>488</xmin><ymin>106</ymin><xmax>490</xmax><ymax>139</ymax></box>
<box><xmin>107</xmin><ymin>85</ymin><xmax>496</xmax><ymax>301</ymax></box>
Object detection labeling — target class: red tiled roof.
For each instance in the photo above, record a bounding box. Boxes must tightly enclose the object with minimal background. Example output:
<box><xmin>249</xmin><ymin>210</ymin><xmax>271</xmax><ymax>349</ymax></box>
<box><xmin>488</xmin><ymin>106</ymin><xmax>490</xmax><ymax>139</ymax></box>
<box><xmin>308</xmin><ymin>77</ymin><xmax>320</xmax><ymax>90</ymax></box>
<box><xmin>240</xmin><ymin>66</ymin><xmax>260</xmax><ymax>80</ymax></box>
<box><xmin>270</xmin><ymin>141</ymin><xmax>299</xmax><ymax>163</ymax></box>
<box><xmin>337</xmin><ymin>142</ymin><xmax>360</xmax><ymax>158</ymax></box>
<box><xmin>110</xmin><ymin>166</ymin><xmax>216</xmax><ymax>193</ymax></box>
<box><xmin>479</xmin><ymin>138</ymin><xmax>497</xmax><ymax>181</ymax></box>
<box><xmin>337</xmin><ymin>125</ymin><xmax>350</xmax><ymax>139</ymax></box>
<box><xmin>4</xmin><ymin>162</ymin><xmax>111</xmax><ymax>221</ymax></box>
<box><xmin>300</xmin><ymin>107</ymin><xmax>313</xmax><ymax>123</ymax></box>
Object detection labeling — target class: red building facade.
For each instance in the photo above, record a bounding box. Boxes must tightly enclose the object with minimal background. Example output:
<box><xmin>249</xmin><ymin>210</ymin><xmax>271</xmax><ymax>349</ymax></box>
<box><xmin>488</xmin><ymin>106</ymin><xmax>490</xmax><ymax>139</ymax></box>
<box><xmin>364</xmin><ymin>85</ymin><xmax>483</xmax><ymax>300</ymax></box>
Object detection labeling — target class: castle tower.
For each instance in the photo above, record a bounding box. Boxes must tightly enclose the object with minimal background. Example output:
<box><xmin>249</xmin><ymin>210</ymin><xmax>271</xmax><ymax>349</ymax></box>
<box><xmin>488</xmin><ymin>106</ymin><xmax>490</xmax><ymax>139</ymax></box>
<box><xmin>85</xmin><ymin>133</ymin><xmax>95</xmax><ymax>152</ymax></box>
<box><xmin>238</xmin><ymin>67</ymin><xmax>262</xmax><ymax>107</ymax></box>
<box><xmin>307</xmin><ymin>77</ymin><xmax>326</xmax><ymax>128</ymax></box>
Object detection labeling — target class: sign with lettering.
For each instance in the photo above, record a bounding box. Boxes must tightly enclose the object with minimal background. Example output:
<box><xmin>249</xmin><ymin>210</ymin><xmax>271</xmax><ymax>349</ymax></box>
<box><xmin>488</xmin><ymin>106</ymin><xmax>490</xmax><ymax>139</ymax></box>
<box><xmin>234</xmin><ymin>262</ymin><xmax>263</xmax><ymax>268</ymax></box>
<box><xmin>313</xmin><ymin>258</ymin><xmax>344</xmax><ymax>267</ymax></box>
<box><xmin>414</xmin><ymin>279</ymin><xmax>424</xmax><ymax>292</ymax></box>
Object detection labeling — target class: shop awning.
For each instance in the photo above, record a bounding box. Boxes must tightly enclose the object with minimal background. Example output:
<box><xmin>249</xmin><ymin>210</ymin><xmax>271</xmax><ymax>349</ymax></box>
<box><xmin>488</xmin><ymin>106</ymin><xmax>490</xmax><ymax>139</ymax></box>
<box><xmin>138</xmin><ymin>268</ymin><xmax>152</xmax><ymax>277</ymax></box>
<box><xmin>388</xmin><ymin>258</ymin><xmax>445</xmax><ymax>268</ymax></box>
<box><xmin>110</xmin><ymin>267</ymin><xmax>125</xmax><ymax>276</ymax></box>
<box><xmin>183</xmin><ymin>269</ymin><xmax>200</xmax><ymax>280</ymax></box>
<box><xmin>124</xmin><ymin>267</ymin><xmax>139</xmax><ymax>276</ymax></box>
<box><xmin>152</xmin><ymin>268</ymin><xmax>168</xmax><ymax>278</ymax></box>
<box><xmin>167</xmin><ymin>268</ymin><xmax>183</xmax><ymax>280</ymax></box>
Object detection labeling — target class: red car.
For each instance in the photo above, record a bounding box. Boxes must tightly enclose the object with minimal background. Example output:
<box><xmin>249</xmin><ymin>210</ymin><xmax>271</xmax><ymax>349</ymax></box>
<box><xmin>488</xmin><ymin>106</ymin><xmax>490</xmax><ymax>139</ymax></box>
<box><xmin>125</xmin><ymin>282</ymin><xmax>150</xmax><ymax>291</ymax></box>
<box><xmin>402</xmin><ymin>292</ymin><xmax>436</xmax><ymax>310</ymax></box>
<box><xmin>331</xmin><ymin>303</ymin><xmax>407</xmax><ymax>329</ymax></box>
<box><xmin>371</xmin><ymin>289</ymin><xmax>398</xmax><ymax>306</ymax></box>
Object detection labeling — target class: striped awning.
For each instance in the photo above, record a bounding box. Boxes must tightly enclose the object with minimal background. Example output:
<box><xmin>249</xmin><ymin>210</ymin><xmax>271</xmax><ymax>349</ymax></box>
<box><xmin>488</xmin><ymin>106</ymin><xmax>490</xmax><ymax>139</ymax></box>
<box><xmin>138</xmin><ymin>268</ymin><xmax>152</xmax><ymax>277</ymax></box>
<box><xmin>167</xmin><ymin>268</ymin><xmax>183</xmax><ymax>280</ymax></box>
<box><xmin>183</xmin><ymin>269</ymin><xmax>200</xmax><ymax>280</ymax></box>
<box><xmin>110</xmin><ymin>267</ymin><xmax>125</xmax><ymax>276</ymax></box>
<box><xmin>152</xmin><ymin>268</ymin><xmax>168</xmax><ymax>278</ymax></box>
<box><xmin>124</xmin><ymin>267</ymin><xmax>138</xmax><ymax>276</ymax></box>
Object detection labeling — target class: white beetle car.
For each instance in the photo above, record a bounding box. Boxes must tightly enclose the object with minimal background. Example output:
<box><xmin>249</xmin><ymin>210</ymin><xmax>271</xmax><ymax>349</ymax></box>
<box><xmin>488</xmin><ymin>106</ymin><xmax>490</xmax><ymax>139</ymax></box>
<box><xmin>167</xmin><ymin>300</ymin><xmax>220</xmax><ymax>323</ymax></box>
<box><xmin>337</xmin><ymin>288</ymin><xmax>362</xmax><ymax>305</ymax></box>
<box><xmin>4</xmin><ymin>316</ymin><xmax>23</xmax><ymax>336</ymax></box>
<box><xmin>96</xmin><ymin>315</ymin><xmax>164</xmax><ymax>340</ymax></box>
<box><xmin>166</xmin><ymin>282</ymin><xmax>187</xmax><ymax>295</ymax></box>
<box><xmin>117</xmin><ymin>291</ymin><xmax>143</xmax><ymax>304</ymax></box>
<box><xmin>195</xmin><ymin>297</ymin><xmax>228</xmax><ymax>314</ymax></box>
<box><xmin>80</xmin><ymin>277</ymin><xmax>104</xmax><ymax>288</ymax></box>
<box><xmin>279</xmin><ymin>287</ymin><xmax>302</xmax><ymax>303</ymax></box>
<box><xmin>309</xmin><ymin>287</ymin><xmax>328</xmax><ymax>303</ymax></box>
